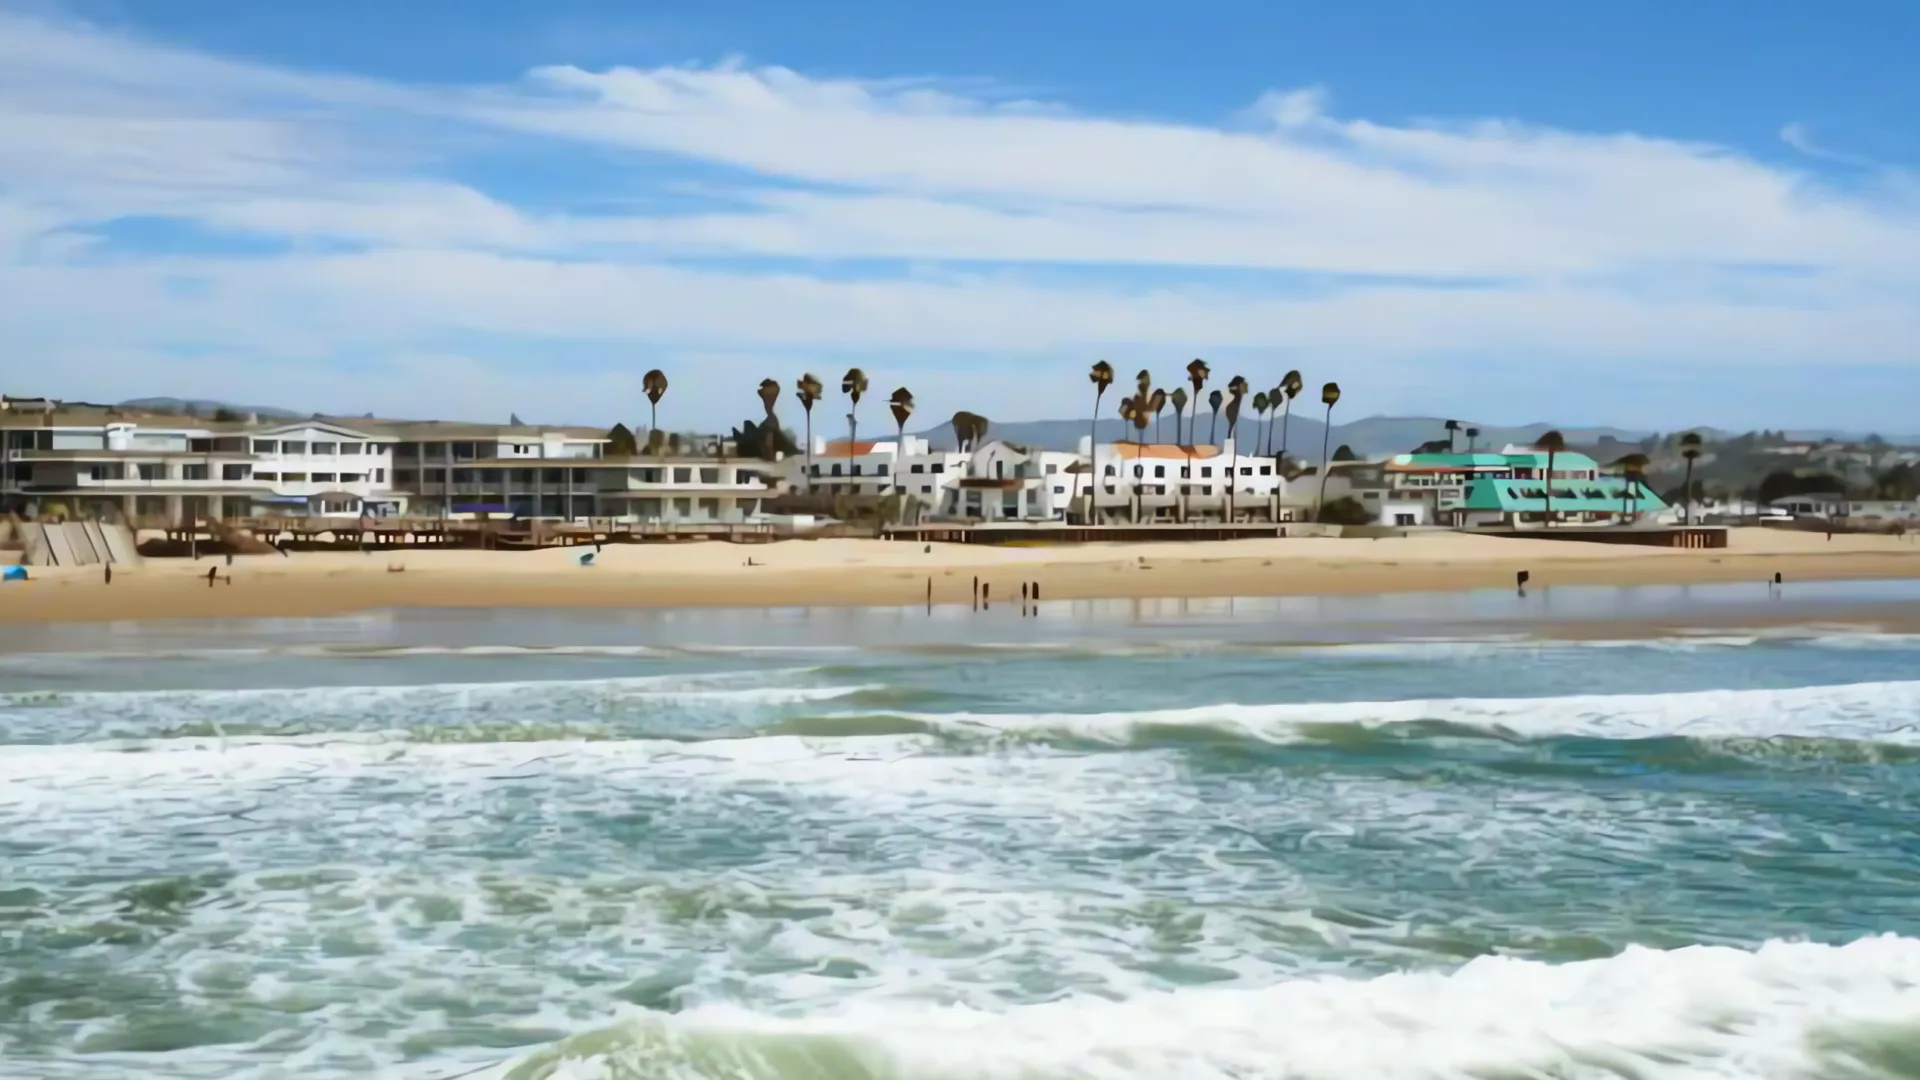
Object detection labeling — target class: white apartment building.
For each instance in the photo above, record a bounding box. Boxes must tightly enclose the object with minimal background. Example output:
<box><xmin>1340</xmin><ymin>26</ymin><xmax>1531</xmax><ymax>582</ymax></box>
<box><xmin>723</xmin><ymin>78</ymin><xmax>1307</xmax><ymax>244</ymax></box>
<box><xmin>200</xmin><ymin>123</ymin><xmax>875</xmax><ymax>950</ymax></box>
<box><xmin>1</xmin><ymin>401</ymin><xmax>772</xmax><ymax>524</ymax></box>
<box><xmin>1079</xmin><ymin>437</ymin><xmax>1291</xmax><ymax>523</ymax></box>
<box><xmin>789</xmin><ymin>437</ymin><xmax>970</xmax><ymax>512</ymax></box>
<box><xmin>0</xmin><ymin>405</ymin><xmax>406</xmax><ymax>522</ymax></box>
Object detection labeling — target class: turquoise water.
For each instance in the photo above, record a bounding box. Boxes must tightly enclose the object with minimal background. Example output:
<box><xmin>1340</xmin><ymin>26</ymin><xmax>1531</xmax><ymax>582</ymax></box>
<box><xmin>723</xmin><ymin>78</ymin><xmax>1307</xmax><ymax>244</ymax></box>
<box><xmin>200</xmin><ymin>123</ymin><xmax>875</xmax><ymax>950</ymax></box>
<box><xmin>4</xmin><ymin>594</ymin><xmax>1920</xmax><ymax>1078</ymax></box>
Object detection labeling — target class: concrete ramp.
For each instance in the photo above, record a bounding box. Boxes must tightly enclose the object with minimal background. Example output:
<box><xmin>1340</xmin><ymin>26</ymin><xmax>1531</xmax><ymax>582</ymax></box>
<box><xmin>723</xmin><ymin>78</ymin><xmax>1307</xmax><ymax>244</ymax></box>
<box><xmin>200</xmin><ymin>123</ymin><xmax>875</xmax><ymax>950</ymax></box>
<box><xmin>16</xmin><ymin>521</ymin><xmax>145</xmax><ymax>567</ymax></box>
<box><xmin>82</xmin><ymin>521</ymin><xmax>111</xmax><ymax>564</ymax></box>
<box><xmin>19</xmin><ymin>523</ymin><xmax>51</xmax><ymax>566</ymax></box>
<box><xmin>40</xmin><ymin>524</ymin><xmax>78</xmax><ymax>566</ymax></box>
<box><xmin>99</xmin><ymin>522</ymin><xmax>143</xmax><ymax>566</ymax></box>
<box><xmin>65</xmin><ymin>523</ymin><xmax>100</xmax><ymax>566</ymax></box>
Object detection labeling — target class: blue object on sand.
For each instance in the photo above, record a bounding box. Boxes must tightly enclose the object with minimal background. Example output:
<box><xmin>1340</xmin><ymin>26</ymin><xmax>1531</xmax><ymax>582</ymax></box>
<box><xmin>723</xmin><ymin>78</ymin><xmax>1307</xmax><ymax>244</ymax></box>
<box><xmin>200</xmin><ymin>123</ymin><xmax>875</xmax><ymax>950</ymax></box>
<box><xmin>2</xmin><ymin>565</ymin><xmax>26</xmax><ymax>581</ymax></box>
<box><xmin>578</xmin><ymin>552</ymin><xmax>596</xmax><ymax>567</ymax></box>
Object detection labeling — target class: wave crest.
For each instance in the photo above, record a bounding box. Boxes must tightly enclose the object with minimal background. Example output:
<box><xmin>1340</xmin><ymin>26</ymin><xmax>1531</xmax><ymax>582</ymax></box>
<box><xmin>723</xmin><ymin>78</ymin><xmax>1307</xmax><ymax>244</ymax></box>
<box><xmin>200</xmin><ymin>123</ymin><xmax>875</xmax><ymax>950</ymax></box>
<box><xmin>479</xmin><ymin>936</ymin><xmax>1920</xmax><ymax>1080</ymax></box>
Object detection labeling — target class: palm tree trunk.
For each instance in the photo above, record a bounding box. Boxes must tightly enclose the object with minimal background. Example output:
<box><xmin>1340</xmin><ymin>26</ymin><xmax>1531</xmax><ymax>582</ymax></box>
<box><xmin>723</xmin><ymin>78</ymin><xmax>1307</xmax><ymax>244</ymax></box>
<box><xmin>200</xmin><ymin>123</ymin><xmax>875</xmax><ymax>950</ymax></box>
<box><xmin>1209</xmin><ymin>413</ymin><xmax>1219</xmax><ymax>448</ymax></box>
<box><xmin>804</xmin><ymin>414</ymin><xmax>813</xmax><ymax>495</ymax></box>
<box><xmin>1315</xmin><ymin>406</ymin><xmax>1334</xmax><ymax>521</ymax></box>
<box><xmin>1682</xmin><ymin>460</ymin><xmax>1695</xmax><ymax>526</ymax></box>
<box><xmin>1089</xmin><ymin>388</ymin><xmax>1104</xmax><ymax>522</ymax></box>
<box><xmin>650</xmin><ymin>403</ymin><xmax>658</xmax><ymax>440</ymax></box>
<box><xmin>1544</xmin><ymin>451</ymin><xmax>1555</xmax><ymax>528</ymax></box>
<box><xmin>848</xmin><ymin>412</ymin><xmax>858</xmax><ymax>499</ymax></box>
<box><xmin>1279</xmin><ymin>402</ymin><xmax>1293</xmax><ymax>469</ymax></box>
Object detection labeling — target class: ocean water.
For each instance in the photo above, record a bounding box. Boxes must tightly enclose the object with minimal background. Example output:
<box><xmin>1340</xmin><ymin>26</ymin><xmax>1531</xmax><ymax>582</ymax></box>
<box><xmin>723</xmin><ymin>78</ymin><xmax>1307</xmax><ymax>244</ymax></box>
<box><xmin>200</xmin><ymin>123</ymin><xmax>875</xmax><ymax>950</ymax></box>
<box><xmin>4</xmin><ymin>590</ymin><xmax>1920</xmax><ymax>1079</ymax></box>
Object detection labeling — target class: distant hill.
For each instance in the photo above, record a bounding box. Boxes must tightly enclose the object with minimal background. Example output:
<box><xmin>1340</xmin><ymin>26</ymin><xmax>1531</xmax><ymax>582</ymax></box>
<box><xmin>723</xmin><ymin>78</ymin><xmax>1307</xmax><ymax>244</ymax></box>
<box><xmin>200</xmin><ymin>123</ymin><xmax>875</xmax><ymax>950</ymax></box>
<box><xmin>119</xmin><ymin>397</ymin><xmax>303</xmax><ymax>419</ymax></box>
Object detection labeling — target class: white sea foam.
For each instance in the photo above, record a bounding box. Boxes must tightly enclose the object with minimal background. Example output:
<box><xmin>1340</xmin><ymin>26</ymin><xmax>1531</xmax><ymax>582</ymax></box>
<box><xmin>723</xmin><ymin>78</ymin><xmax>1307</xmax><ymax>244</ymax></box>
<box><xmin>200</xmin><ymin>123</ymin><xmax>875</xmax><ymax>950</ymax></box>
<box><xmin>476</xmin><ymin>935</ymin><xmax>1920</xmax><ymax>1080</ymax></box>
<box><xmin>894</xmin><ymin>679</ymin><xmax>1920</xmax><ymax>746</ymax></box>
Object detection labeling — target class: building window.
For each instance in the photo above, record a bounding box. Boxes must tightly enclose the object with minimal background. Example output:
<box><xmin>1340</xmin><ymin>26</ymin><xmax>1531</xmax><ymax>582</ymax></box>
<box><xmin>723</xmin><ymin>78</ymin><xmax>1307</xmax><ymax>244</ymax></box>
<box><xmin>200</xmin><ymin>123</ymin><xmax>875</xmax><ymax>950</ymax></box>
<box><xmin>222</xmin><ymin>464</ymin><xmax>251</xmax><ymax>481</ymax></box>
<box><xmin>182</xmin><ymin>464</ymin><xmax>209</xmax><ymax>481</ymax></box>
<box><xmin>1046</xmin><ymin>464</ymin><xmax>1058</xmax><ymax>474</ymax></box>
<box><xmin>911</xmin><ymin>463</ymin><xmax>925</xmax><ymax>474</ymax></box>
<box><xmin>1259</xmin><ymin>466</ymin><xmax>1272</xmax><ymax>476</ymax></box>
<box><xmin>312</xmin><ymin>472</ymin><xmax>336</xmax><ymax>483</ymax></box>
<box><xmin>137</xmin><ymin>463</ymin><xmax>165</xmax><ymax>481</ymax></box>
<box><xmin>395</xmin><ymin>470</ymin><xmax>416</xmax><ymax>485</ymax></box>
<box><xmin>931</xmin><ymin>463</ymin><xmax>945</xmax><ymax>474</ymax></box>
<box><xmin>252</xmin><ymin>440</ymin><xmax>278</xmax><ymax>454</ymax></box>
<box><xmin>673</xmin><ymin>467</ymin><xmax>693</xmax><ymax>484</ymax></box>
<box><xmin>189</xmin><ymin>439</ymin><xmax>212</xmax><ymax>453</ymax></box>
<box><xmin>699</xmin><ymin>468</ymin><xmax>720</xmax><ymax>484</ymax></box>
<box><xmin>1054</xmin><ymin>485</ymin><xmax>1066</xmax><ymax>494</ymax></box>
<box><xmin>342</xmin><ymin>473</ymin><xmax>366</xmax><ymax>484</ymax></box>
<box><xmin>341</xmin><ymin>443</ymin><xmax>362</xmax><ymax>455</ymax></box>
<box><xmin>831</xmin><ymin>464</ymin><xmax>844</xmax><ymax>477</ymax></box>
<box><xmin>255</xmin><ymin>471</ymin><xmax>278</xmax><ymax>482</ymax></box>
<box><xmin>921</xmin><ymin>484</ymin><xmax>933</xmax><ymax>494</ymax></box>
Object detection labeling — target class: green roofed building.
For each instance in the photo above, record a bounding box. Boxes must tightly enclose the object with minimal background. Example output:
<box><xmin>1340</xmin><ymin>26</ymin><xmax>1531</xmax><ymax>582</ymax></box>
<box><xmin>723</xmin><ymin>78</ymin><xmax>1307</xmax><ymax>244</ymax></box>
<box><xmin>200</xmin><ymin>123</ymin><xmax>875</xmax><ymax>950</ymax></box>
<box><xmin>1384</xmin><ymin>449</ymin><xmax>1668</xmax><ymax>529</ymax></box>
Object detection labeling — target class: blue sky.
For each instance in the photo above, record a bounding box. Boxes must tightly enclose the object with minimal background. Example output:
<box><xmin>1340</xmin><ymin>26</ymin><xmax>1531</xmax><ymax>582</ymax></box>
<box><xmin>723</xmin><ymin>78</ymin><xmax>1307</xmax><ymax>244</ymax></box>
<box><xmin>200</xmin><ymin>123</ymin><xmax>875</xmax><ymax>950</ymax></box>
<box><xmin>2</xmin><ymin>0</ymin><xmax>1917</xmax><ymax>433</ymax></box>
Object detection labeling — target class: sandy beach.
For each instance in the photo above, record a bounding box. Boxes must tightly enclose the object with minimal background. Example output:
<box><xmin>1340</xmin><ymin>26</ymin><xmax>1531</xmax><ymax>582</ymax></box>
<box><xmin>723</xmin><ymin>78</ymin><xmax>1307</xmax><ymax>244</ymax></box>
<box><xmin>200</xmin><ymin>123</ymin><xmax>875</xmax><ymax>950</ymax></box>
<box><xmin>2</xmin><ymin>528</ymin><xmax>1917</xmax><ymax>625</ymax></box>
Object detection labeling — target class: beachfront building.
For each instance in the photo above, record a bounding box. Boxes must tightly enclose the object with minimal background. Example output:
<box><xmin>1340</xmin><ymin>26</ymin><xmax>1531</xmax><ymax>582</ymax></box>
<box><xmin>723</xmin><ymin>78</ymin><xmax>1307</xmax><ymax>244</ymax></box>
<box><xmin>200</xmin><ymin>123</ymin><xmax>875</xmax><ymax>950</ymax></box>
<box><xmin>1078</xmin><ymin>437</ymin><xmax>1291</xmax><ymax>523</ymax></box>
<box><xmin>389</xmin><ymin>424</ymin><xmax>771</xmax><ymax>522</ymax></box>
<box><xmin>0</xmin><ymin>401</ymin><xmax>409</xmax><ymax>522</ymax></box>
<box><xmin>1382</xmin><ymin>448</ymin><xmax>1667</xmax><ymax>528</ymax></box>
<box><xmin>939</xmin><ymin>440</ymin><xmax>1083</xmax><ymax>520</ymax></box>
<box><xmin>0</xmin><ymin>399</ymin><xmax>774</xmax><ymax>525</ymax></box>
<box><xmin>1767</xmin><ymin>493</ymin><xmax>1920</xmax><ymax>522</ymax></box>
<box><xmin>791</xmin><ymin>436</ymin><xmax>968</xmax><ymax>512</ymax></box>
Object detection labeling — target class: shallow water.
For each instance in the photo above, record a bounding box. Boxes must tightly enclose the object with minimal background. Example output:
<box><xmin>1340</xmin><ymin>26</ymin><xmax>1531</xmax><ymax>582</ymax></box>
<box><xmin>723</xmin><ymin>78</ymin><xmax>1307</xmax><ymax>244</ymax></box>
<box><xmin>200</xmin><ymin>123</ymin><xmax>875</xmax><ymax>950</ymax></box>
<box><xmin>4</xmin><ymin>591</ymin><xmax>1920</xmax><ymax>1078</ymax></box>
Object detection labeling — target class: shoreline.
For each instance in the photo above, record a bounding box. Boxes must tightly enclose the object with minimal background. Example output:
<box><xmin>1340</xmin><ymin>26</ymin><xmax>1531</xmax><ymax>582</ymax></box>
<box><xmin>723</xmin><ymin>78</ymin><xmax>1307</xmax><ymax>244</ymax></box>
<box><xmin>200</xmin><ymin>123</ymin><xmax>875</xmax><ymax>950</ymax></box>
<box><xmin>4</xmin><ymin>529</ymin><xmax>1920</xmax><ymax>626</ymax></box>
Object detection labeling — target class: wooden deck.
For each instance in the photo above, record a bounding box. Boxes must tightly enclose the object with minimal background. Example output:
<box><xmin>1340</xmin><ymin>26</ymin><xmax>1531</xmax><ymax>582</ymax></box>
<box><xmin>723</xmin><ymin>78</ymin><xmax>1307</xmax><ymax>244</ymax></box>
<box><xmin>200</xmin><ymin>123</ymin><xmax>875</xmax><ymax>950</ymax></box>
<box><xmin>145</xmin><ymin>517</ymin><xmax>781</xmax><ymax>553</ymax></box>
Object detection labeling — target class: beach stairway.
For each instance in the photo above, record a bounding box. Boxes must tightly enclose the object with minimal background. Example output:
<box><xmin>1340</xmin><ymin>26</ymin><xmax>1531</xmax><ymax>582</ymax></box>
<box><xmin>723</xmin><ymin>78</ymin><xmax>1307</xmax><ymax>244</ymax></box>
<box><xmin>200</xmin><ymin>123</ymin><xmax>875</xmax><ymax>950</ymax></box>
<box><xmin>18</xmin><ymin>520</ymin><xmax>145</xmax><ymax>568</ymax></box>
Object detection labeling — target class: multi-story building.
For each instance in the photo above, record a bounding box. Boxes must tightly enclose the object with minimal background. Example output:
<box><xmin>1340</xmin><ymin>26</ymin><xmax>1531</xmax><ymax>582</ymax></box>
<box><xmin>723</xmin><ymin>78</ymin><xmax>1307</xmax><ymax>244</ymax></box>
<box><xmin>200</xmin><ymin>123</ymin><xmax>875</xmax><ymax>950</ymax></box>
<box><xmin>1080</xmin><ymin>437</ymin><xmax>1290</xmax><ymax>522</ymax></box>
<box><xmin>0</xmin><ymin>400</ymin><xmax>772</xmax><ymax>524</ymax></box>
<box><xmin>0</xmin><ymin>402</ymin><xmax>405</xmax><ymax>522</ymax></box>
<box><xmin>1382</xmin><ymin>448</ymin><xmax>1667</xmax><ymax>527</ymax></box>
<box><xmin>783</xmin><ymin>435</ymin><xmax>1291</xmax><ymax>522</ymax></box>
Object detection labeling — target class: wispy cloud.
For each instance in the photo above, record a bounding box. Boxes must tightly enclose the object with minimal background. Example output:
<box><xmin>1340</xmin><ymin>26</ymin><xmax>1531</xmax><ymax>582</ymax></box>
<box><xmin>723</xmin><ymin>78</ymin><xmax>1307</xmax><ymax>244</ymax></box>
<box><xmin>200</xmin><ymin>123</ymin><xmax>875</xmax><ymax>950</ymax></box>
<box><xmin>0</xmin><ymin>7</ymin><xmax>1916</xmax><ymax>429</ymax></box>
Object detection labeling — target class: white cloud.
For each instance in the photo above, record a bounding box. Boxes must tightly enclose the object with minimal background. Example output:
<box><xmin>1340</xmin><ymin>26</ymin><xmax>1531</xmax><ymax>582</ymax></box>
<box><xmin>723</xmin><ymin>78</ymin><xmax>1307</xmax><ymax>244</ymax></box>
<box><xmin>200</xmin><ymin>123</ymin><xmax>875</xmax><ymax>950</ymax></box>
<box><xmin>0</xmin><ymin>7</ymin><xmax>1916</xmax><ymax>430</ymax></box>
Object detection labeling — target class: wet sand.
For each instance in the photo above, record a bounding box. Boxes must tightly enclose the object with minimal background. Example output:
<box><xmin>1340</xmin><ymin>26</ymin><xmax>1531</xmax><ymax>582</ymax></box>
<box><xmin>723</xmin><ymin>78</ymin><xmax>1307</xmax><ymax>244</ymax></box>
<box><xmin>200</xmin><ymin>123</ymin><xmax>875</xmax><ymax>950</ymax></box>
<box><xmin>3</xmin><ymin>528</ymin><xmax>1918</xmax><ymax>625</ymax></box>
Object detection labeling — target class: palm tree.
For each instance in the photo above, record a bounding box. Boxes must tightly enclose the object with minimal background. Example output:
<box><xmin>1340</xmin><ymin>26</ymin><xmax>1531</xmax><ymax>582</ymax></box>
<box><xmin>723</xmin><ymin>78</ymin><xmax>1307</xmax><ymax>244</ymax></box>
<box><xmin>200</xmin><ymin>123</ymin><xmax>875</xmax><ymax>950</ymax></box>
<box><xmin>889</xmin><ymin>387</ymin><xmax>915</xmax><ymax>502</ymax></box>
<box><xmin>1465</xmin><ymin>426</ymin><xmax>1480</xmax><ymax>452</ymax></box>
<box><xmin>1119</xmin><ymin>394</ymin><xmax>1148</xmax><ymax>521</ymax></box>
<box><xmin>1612</xmin><ymin>452</ymin><xmax>1650</xmax><ymax>523</ymax></box>
<box><xmin>795</xmin><ymin>373</ymin><xmax>823</xmax><ymax>494</ymax></box>
<box><xmin>1444</xmin><ymin>419</ymin><xmax>1461</xmax><ymax>454</ymax></box>
<box><xmin>1223</xmin><ymin>377</ymin><xmax>1248</xmax><ymax>522</ymax></box>
<box><xmin>1169</xmin><ymin>386</ymin><xmax>1191</xmax><ymax>516</ymax></box>
<box><xmin>1207</xmin><ymin>390</ymin><xmax>1223</xmax><ymax>447</ymax></box>
<box><xmin>1185</xmin><ymin>359</ymin><xmax>1210</xmax><ymax>450</ymax></box>
<box><xmin>1252</xmin><ymin>392</ymin><xmax>1271</xmax><ymax>458</ymax></box>
<box><xmin>1315</xmin><ymin>382</ymin><xmax>1341</xmax><ymax>521</ymax></box>
<box><xmin>643</xmin><ymin>369</ymin><xmax>669</xmax><ymax>442</ymax></box>
<box><xmin>1534</xmin><ymin>429</ymin><xmax>1567</xmax><ymax>528</ymax></box>
<box><xmin>756</xmin><ymin>379</ymin><xmax>783</xmax><ymax>463</ymax></box>
<box><xmin>1088</xmin><ymin>361</ymin><xmax>1114</xmax><ymax>511</ymax></box>
<box><xmin>1679</xmin><ymin>431</ymin><xmax>1704</xmax><ymax>525</ymax></box>
<box><xmin>841</xmin><ymin>367</ymin><xmax>869</xmax><ymax>486</ymax></box>
<box><xmin>1277</xmin><ymin>370</ymin><xmax>1303</xmax><ymax>472</ymax></box>
<box><xmin>1149</xmin><ymin>387</ymin><xmax>1168</xmax><ymax>444</ymax></box>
